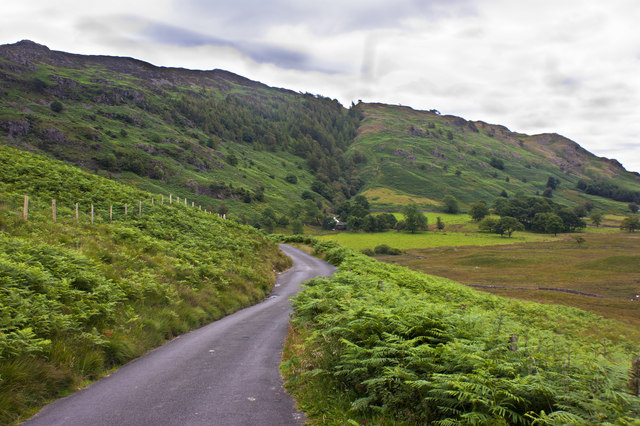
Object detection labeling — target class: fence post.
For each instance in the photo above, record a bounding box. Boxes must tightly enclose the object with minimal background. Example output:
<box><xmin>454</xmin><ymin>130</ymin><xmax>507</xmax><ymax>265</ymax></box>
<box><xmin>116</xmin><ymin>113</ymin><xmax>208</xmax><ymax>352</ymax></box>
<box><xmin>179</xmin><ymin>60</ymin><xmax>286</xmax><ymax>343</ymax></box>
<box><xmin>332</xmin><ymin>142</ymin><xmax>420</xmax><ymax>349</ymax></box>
<box><xmin>23</xmin><ymin>196</ymin><xmax>28</xmax><ymax>221</ymax></box>
<box><xmin>75</xmin><ymin>203</ymin><xmax>79</xmax><ymax>222</ymax></box>
<box><xmin>184</xmin><ymin>198</ymin><xmax>187</xmax><ymax>206</ymax></box>
<box><xmin>199</xmin><ymin>205</ymin><xmax>201</xmax><ymax>210</ymax></box>
<box><xmin>125</xmin><ymin>203</ymin><xmax>128</xmax><ymax>218</ymax></box>
<box><xmin>91</xmin><ymin>203</ymin><xmax>94</xmax><ymax>224</ymax></box>
<box><xmin>177</xmin><ymin>196</ymin><xmax>180</xmax><ymax>204</ymax></box>
<box><xmin>192</xmin><ymin>201</ymin><xmax>194</xmax><ymax>207</ymax></box>
<box><xmin>152</xmin><ymin>198</ymin><xmax>154</xmax><ymax>205</ymax></box>
<box><xmin>52</xmin><ymin>199</ymin><xmax>56</xmax><ymax>222</ymax></box>
<box><xmin>509</xmin><ymin>334</ymin><xmax>519</xmax><ymax>351</ymax></box>
<box><xmin>169</xmin><ymin>194</ymin><xmax>172</xmax><ymax>204</ymax></box>
<box><xmin>110</xmin><ymin>204</ymin><xmax>113</xmax><ymax>222</ymax></box>
<box><xmin>139</xmin><ymin>200</ymin><xmax>142</xmax><ymax>217</ymax></box>
<box><xmin>631</xmin><ymin>357</ymin><xmax>640</xmax><ymax>396</ymax></box>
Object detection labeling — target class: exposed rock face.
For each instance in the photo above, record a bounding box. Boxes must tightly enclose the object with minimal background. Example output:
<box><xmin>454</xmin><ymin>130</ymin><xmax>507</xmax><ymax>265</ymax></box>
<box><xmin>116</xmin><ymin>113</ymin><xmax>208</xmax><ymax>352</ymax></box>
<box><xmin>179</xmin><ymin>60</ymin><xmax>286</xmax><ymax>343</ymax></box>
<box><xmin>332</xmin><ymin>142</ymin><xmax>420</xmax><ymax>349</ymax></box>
<box><xmin>42</xmin><ymin>127</ymin><xmax>67</xmax><ymax>143</ymax></box>
<box><xmin>1</xmin><ymin>120</ymin><xmax>30</xmax><ymax>139</ymax></box>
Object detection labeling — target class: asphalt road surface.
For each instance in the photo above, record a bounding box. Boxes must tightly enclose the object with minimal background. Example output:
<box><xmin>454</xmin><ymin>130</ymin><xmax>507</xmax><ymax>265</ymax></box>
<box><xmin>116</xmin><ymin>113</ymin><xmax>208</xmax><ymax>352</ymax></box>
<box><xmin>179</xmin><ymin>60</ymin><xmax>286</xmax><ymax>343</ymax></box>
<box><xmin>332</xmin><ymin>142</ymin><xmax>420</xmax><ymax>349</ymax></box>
<box><xmin>24</xmin><ymin>244</ymin><xmax>336</xmax><ymax>426</ymax></box>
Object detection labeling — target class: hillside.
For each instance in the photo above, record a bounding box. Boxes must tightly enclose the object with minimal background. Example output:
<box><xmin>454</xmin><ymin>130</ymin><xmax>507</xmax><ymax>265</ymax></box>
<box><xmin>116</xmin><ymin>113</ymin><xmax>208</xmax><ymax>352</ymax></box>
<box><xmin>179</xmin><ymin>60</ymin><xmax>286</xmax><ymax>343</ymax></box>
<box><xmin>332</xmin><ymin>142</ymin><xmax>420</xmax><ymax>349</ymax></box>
<box><xmin>0</xmin><ymin>144</ymin><xmax>290</xmax><ymax>424</ymax></box>
<box><xmin>350</xmin><ymin>103</ymin><xmax>640</xmax><ymax>211</ymax></box>
<box><xmin>1</xmin><ymin>40</ymin><xmax>639</xmax><ymax>217</ymax></box>
<box><xmin>0</xmin><ymin>40</ymin><xmax>361</xmax><ymax>219</ymax></box>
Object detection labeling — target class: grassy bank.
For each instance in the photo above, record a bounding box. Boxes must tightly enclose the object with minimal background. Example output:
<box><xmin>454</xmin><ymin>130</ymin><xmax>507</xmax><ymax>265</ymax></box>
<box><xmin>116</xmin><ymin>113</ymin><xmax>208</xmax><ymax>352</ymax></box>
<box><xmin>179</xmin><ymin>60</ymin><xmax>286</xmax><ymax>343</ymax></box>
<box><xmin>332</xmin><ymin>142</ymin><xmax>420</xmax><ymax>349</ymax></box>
<box><xmin>278</xmin><ymin>236</ymin><xmax>640</xmax><ymax>424</ymax></box>
<box><xmin>0</xmin><ymin>146</ymin><xmax>291</xmax><ymax>424</ymax></box>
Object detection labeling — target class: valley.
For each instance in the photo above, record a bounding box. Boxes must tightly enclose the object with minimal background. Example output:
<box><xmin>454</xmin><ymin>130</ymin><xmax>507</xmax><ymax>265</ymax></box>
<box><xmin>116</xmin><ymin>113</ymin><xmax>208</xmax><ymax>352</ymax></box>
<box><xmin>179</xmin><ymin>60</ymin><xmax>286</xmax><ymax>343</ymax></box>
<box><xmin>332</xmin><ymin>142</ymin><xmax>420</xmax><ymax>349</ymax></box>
<box><xmin>1</xmin><ymin>40</ymin><xmax>639</xmax><ymax>424</ymax></box>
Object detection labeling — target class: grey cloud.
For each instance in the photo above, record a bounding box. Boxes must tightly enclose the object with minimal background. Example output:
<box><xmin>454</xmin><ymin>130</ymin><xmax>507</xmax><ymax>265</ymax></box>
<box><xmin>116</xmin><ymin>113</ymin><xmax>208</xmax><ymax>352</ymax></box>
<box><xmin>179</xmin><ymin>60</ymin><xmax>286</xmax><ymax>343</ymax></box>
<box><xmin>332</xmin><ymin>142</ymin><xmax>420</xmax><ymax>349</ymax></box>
<box><xmin>132</xmin><ymin>19</ymin><xmax>341</xmax><ymax>72</ymax></box>
<box><xmin>178</xmin><ymin>0</ymin><xmax>475</xmax><ymax>36</ymax></box>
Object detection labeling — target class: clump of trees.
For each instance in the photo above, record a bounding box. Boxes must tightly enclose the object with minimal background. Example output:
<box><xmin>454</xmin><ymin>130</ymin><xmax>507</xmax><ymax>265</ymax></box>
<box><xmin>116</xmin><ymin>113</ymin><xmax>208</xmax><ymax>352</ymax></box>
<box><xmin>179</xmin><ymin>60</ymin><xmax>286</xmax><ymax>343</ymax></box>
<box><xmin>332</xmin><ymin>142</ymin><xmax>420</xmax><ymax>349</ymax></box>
<box><xmin>399</xmin><ymin>202</ymin><xmax>428</xmax><ymax>233</ymax></box>
<box><xmin>620</xmin><ymin>216</ymin><xmax>640</xmax><ymax>232</ymax></box>
<box><xmin>492</xmin><ymin>194</ymin><xmax>585</xmax><ymax>234</ymax></box>
<box><xmin>479</xmin><ymin>216</ymin><xmax>524</xmax><ymax>237</ymax></box>
<box><xmin>442</xmin><ymin>195</ymin><xmax>459</xmax><ymax>214</ymax></box>
<box><xmin>335</xmin><ymin>195</ymin><xmax>397</xmax><ymax>232</ymax></box>
<box><xmin>577</xmin><ymin>179</ymin><xmax>640</xmax><ymax>204</ymax></box>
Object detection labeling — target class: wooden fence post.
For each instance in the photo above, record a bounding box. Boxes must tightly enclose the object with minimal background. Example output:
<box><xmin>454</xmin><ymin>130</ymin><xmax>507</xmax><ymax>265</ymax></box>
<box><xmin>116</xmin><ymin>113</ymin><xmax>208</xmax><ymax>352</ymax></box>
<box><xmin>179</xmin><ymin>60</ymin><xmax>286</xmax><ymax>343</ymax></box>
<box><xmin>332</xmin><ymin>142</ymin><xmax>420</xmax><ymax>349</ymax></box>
<box><xmin>169</xmin><ymin>194</ymin><xmax>172</xmax><ymax>204</ymax></box>
<box><xmin>184</xmin><ymin>198</ymin><xmax>187</xmax><ymax>206</ymax></box>
<box><xmin>110</xmin><ymin>205</ymin><xmax>113</xmax><ymax>222</ymax></box>
<box><xmin>509</xmin><ymin>334</ymin><xmax>519</xmax><ymax>351</ymax></box>
<box><xmin>152</xmin><ymin>198</ymin><xmax>154</xmax><ymax>205</ymax></box>
<box><xmin>177</xmin><ymin>196</ymin><xmax>180</xmax><ymax>204</ymax></box>
<box><xmin>631</xmin><ymin>357</ymin><xmax>640</xmax><ymax>396</ymax></box>
<box><xmin>161</xmin><ymin>195</ymin><xmax>164</xmax><ymax>205</ymax></box>
<box><xmin>125</xmin><ymin>203</ymin><xmax>128</xmax><ymax>218</ymax></box>
<box><xmin>52</xmin><ymin>199</ymin><xmax>56</xmax><ymax>222</ymax></box>
<box><xmin>191</xmin><ymin>201</ymin><xmax>194</xmax><ymax>207</ymax></box>
<box><xmin>75</xmin><ymin>203</ymin><xmax>79</xmax><ymax>222</ymax></box>
<box><xmin>23</xmin><ymin>196</ymin><xmax>28</xmax><ymax>221</ymax></box>
<box><xmin>139</xmin><ymin>200</ymin><xmax>142</xmax><ymax>217</ymax></box>
<box><xmin>91</xmin><ymin>203</ymin><xmax>94</xmax><ymax>224</ymax></box>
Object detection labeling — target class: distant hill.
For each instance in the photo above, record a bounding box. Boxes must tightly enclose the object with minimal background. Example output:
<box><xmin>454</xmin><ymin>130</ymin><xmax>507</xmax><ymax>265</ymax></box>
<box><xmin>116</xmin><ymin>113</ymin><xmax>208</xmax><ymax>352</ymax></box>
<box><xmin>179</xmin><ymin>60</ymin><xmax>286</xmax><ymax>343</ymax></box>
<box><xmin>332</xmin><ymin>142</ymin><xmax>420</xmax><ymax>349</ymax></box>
<box><xmin>349</xmin><ymin>103</ymin><xmax>640</xmax><ymax>211</ymax></box>
<box><xmin>1</xmin><ymin>40</ymin><xmax>639</xmax><ymax>216</ymax></box>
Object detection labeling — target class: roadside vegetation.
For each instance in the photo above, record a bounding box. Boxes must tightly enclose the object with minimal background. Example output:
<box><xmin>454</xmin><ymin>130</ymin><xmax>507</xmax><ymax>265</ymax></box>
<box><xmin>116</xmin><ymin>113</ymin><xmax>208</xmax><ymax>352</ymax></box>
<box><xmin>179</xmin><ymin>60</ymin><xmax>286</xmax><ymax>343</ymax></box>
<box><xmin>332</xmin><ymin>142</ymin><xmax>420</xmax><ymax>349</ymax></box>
<box><xmin>278</xmin><ymin>236</ymin><xmax>640</xmax><ymax>424</ymax></box>
<box><xmin>0</xmin><ymin>145</ymin><xmax>290</xmax><ymax>424</ymax></box>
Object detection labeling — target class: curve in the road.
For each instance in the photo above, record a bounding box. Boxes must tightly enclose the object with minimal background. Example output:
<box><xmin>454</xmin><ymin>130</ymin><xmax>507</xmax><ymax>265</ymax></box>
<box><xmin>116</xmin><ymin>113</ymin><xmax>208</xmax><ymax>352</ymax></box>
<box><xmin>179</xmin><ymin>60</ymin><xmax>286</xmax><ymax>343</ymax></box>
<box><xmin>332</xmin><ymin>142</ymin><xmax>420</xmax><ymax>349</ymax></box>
<box><xmin>23</xmin><ymin>244</ymin><xmax>335</xmax><ymax>426</ymax></box>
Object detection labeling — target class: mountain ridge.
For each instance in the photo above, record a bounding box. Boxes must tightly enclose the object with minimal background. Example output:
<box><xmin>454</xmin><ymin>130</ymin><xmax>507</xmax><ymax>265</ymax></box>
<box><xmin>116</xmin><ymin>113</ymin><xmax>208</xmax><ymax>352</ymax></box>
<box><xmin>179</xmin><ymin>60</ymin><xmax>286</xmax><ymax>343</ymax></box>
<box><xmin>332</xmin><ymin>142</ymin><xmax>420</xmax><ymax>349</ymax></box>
<box><xmin>1</xmin><ymin>40</ymin><xmax>638</xmax><ymax>215</ymax></box>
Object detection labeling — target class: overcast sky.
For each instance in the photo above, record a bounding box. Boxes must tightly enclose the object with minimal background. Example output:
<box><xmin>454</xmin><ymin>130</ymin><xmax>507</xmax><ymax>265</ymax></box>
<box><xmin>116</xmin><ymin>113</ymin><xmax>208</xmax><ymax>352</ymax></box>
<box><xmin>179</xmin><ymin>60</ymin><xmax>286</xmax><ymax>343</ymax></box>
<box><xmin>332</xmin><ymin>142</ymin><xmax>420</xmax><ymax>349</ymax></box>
<box><xmin>3</xmin><ymin>0</ymin><xmax>640</xmax><ymax>172</ymax></box>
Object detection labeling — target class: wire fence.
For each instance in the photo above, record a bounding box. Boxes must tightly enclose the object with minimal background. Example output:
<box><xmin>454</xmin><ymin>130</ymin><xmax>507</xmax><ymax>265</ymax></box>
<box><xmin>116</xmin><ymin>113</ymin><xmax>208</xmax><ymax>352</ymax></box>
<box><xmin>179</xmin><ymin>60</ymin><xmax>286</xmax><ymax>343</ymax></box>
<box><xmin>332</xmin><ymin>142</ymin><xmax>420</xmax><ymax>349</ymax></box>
<box><xmin>6</xmin><ymin>194</ymin><xmax>225</xmax><ymax>225</ymax></box>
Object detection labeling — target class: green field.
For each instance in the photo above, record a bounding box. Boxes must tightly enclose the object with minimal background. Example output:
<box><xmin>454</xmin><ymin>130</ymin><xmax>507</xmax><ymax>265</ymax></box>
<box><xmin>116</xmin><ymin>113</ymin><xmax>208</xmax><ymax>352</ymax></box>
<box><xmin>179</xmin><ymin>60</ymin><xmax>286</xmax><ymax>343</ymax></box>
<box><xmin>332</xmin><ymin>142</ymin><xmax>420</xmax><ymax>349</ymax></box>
<box><xmin>318</xmin><ymin>229</ymin><xmax>557</xmax><ymax>250</ymax></box>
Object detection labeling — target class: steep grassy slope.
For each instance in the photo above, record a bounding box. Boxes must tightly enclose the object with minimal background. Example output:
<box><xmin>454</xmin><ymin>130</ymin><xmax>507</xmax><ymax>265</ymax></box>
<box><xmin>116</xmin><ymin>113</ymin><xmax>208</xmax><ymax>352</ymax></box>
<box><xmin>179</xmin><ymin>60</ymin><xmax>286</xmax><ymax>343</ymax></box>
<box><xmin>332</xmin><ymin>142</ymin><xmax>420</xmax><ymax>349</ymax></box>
<box><xmin>0</xmin><ymin>40</ymin><xmax>361</xmax><ymax>219</ymax></box>
<box><xmin>0</xmin><ymin>145</ymin><xmax>291</xmax><ymax>424</ymax></box>
<box><xmin>350</xmin><ymin>103</ymin><xmax>640</xmax><ymax>212</ymax></box>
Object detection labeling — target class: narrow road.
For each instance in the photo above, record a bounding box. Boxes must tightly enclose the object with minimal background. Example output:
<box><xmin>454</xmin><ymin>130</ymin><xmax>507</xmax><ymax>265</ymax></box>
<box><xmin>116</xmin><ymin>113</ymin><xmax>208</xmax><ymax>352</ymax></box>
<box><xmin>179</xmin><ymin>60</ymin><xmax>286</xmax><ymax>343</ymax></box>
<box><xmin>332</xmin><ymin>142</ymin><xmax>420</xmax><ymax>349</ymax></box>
<box><xmin>24</xmin><ymin>244</ymin><xmax>336</xmax><ymax>426</ymax></box>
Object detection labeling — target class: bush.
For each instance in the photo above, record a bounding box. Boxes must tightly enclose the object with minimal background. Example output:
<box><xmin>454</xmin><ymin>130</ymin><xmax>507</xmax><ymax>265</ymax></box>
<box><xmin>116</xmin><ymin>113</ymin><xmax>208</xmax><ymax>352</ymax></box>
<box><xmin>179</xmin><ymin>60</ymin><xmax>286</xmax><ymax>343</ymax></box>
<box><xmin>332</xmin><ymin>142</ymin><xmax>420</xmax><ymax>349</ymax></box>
<box><xmin>50</xmin><ymin>100</ymin><xmax>63</xmax><ymax>113</ymax></box>
<box><xmin>284</xmin><ymin>174</ymin><xmax>298</xmax><ymax>184</ymax></box>
<box><xmin>373</xmin><ymin>244</ymin><xmax>401</xmax><ymax>255</ymax></box>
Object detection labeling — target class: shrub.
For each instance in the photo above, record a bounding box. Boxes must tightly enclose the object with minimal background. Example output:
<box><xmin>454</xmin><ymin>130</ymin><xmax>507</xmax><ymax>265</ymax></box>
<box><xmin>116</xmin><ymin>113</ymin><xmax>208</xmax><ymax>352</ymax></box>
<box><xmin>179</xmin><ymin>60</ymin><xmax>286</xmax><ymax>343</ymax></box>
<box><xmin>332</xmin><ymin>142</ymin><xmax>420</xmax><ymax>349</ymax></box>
<box><xmin>50</xmin><ymin>100</ymin><xmax>63</xmax><ymax>113</ymax></box>
<box><xmin>373</xmin><ymin>244</ymin><xmax>401</xmax><ymax>255</ymax></box>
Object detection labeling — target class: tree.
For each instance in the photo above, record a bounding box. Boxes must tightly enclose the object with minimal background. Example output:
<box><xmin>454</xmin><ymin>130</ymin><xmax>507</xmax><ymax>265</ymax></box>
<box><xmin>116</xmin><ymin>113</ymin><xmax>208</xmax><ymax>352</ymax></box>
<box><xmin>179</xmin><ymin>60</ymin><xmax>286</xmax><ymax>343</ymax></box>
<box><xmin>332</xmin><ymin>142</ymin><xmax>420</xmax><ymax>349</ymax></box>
<box><xmin>284</xmin><ymin>174</ymin><xmax>298</xmax><ymax>184</ymax></box>
<box><xmin>478</xmin><ymin>217</ymin><xmax>498</xmax><ymax>233</ymax></box>
<box><xmin>590</xmin><ymin>212</ymin><xmax>602</xmax><ymax>227</ymax></box>
<box><xmin>361</xmin><ymin>214</ymin><xmax>379</xmax><ymax>232</ymax></box>
<box><xmin>436</xmin><ymin>216</ymin><xmax>445</xmax><ymax>231</ymax></box>
<box><xmin>495</xmin><ymin>216</ymin><xmax>524</xmax><ymax>237</ymax></box>
<box><xmin>217</xmin><ymin>202</ymin><xmax>229</xmax><ymax>216</ymax></box>
<box><xmin>402</xmin><ymin>202</ymin><xmax>428</xmax><ymax>233</ymax></box>
<box><xmin>469</xmin><ymin>201</ymin><xmax>489</xmax><ymax>222</ymax></box>
<box><xmin>226</xmin><ymin>153</ymin><xmax>238</xmax><ymax>166</ymax></box>
<box><xmin>50</xmin><ymin>100</ymin><xmax>63</xmax><ymax>113</ymax></box>
<box><xmin>489</xmin><ymin>157</ymin><xmax>504</xmax><ymax>170</ymax></box>
<box><xmin>546</xmin><ymin>176</ymin><xmax>559</xmax><ymax>190</ymax></box>
<box><xmin>377</xmin><ymin>213</ymin><xmax>397</xmax><ymax>230</ymax></box>
<box><xmin>544</xmin><ymin>214</ymin><xmax>564</xmax><ymax>236</ymax></box>
<box><xmin>629</xmin><ymin>203</ymin><xmax>639</xmax><ymax>213</ymax></box>
<box><xmin>321</xmin><ymin>216</ymin><xmax>337</xmax><ymax>230</ymax></box>
<box><xmin>533</xmin><ymin>212</ymin><xmax>563</xmax><ymax>235</ymax></box>
<box><xmin>620</xmin><ymin>216</ymin><xmax>640</xmax><ymax>232</ymax></box>
<box><xmin>291</xmin><ymin>220</ymin><xmax>304</xmax><ymax>235</ymax></box>
<box><xmin>259</xmin><ymin>207</ymin><xmax>277</xmax><ymax>233</ymax></box>
<box><xmin>442</xmin><ymin>195</ymin><xmax>459</xmax><ymax>214</ymax></box>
